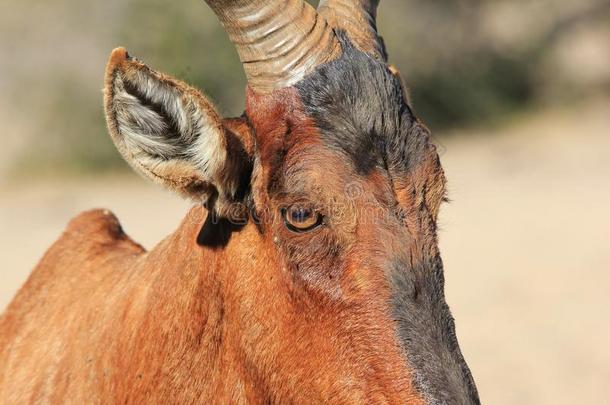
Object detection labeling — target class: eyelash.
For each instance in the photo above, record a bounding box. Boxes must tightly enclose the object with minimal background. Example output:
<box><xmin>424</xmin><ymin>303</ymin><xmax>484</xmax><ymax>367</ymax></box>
<box><xmin>281</xmin><ymin>205</ymin><xmax>325</xmax><ymax>233</ymax></box>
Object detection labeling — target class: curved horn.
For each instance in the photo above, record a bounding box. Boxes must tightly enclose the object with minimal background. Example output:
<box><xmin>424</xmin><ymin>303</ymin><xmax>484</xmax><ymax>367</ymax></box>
<box><xmin>317</xmin><ymin>0</ymin><xmax>385</xmax><ymax>60</ymax></box>
<box><xmin>205</xmin><ymin>0</ymin><xmax>341</xmax><ymax>93</ymax></box>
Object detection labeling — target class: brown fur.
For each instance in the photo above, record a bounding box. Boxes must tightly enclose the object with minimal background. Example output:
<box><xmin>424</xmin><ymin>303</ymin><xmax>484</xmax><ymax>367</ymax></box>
<box><xmin>0</xmin><ymin>203</ymin><xmax>424</xmax><ymax>403</ymax></box>
<box><xmin>0</xmin><ymin>9</ymin><xmax>480</xmax><ymax>403</ymax></box>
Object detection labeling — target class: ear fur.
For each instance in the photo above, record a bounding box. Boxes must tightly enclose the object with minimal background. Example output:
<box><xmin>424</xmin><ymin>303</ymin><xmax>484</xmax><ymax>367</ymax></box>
<box><xmin>103</xmin><ymin>47</ymin><xmax>252</xmax><ymax>218</ymax></box>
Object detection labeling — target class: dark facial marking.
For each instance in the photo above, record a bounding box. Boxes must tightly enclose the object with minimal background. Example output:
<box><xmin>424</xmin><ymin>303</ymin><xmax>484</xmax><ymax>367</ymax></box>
<box><xmin>390</xmin><ymin>258</ymin><xmax>480</xmax><ymax>404</ymax></box>
<box><xmin>295</xmin><ymin>33</ymin><xmax>414</xmax><ymax>176</ymax></box>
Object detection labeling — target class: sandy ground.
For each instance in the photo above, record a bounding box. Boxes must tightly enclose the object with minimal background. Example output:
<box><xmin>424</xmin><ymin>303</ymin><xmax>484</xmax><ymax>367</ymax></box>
<box><xmin>1</xmin><ymin>99</ymin><xmax>609</xmax><ymax>404</ymax></box>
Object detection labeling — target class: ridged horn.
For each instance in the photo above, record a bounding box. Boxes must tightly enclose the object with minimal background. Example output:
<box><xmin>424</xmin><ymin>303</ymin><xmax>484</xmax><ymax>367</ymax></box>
<box><xmin>317</xmin><ymin>0</ymin><xmax>385</xmax><ymax>60</ymax></box>
<box><xmin>205</xmin><ymin>0</ymin><xmax>341</xmax><ymax>93</ymax></box>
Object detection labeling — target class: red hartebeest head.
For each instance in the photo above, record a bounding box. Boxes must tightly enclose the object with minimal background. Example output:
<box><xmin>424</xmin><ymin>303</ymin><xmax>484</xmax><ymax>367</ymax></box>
<box><xmin>2</xmin><ymin>1</ymin><xmax>479</xmax><ymax>403</ymax></box>
<box><xmin>103</xmin><ymin>0</ymin><xmax>480</xmax><ymax>402</ymax></box>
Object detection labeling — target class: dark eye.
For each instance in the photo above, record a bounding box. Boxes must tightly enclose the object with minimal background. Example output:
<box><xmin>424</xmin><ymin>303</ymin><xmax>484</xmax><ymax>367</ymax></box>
<box><xmin>282</xmin><ymin>204</ymin><xmax>323</xmax><ymax>233</ymax></box>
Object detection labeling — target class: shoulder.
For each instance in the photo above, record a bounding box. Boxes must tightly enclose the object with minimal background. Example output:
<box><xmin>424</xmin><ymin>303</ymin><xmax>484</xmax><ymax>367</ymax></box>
<box><xmin>56</xmin><ymin>208</ymin><xmax>146</xmax><ymax>258</ymax></box>
<box><xmin>65</xmin><ymin>208</ymin><xmax>127</xmax><ymax>240</ymax></box>
<box><xmin>0</xmin><ymin>210</ymin><xmax>146</xmax><ymax>326</ymax></box>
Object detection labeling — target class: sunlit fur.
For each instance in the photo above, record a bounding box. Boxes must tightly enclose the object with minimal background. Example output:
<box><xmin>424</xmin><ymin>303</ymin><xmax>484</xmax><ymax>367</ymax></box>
<box><xmin>104</xmin><ymin>48</ymin><xmax>250</xmax><ymax>219</ymax></box>
<box><xmin>0</xmin><ymin>32</ymin><xmax>479</xmax><ymax>405</ymax></box>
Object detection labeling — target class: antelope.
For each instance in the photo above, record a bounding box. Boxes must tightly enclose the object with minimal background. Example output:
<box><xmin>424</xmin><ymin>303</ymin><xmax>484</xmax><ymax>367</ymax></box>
<box><xmin>0</xmin><ymin>1</ymin><xmax>480</xmax><ymax>403</ymax></box>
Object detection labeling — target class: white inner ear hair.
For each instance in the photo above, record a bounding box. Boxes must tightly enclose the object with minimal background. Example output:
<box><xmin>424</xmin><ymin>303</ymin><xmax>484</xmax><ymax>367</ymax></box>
<box><xmin>111</xmin><ymin>68</ymin><xmax>238</xmax><ymax>199</ymax></box>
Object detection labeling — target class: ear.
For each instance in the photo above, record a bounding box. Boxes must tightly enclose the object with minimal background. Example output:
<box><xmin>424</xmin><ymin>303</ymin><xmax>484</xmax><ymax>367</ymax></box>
<box><xmin>103</xmin><ymin>47</ymin><xmax>253</xmax><ymax>218</ymax></box>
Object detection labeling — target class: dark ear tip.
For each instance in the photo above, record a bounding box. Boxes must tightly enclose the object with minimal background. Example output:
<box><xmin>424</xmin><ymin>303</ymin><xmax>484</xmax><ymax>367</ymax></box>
<box><xmin>107</xmin><ymin>47</ymin><xmax>131</xmax><ymax>71</ymax></box>
<box><xmin>104</xmin><ymin>47</ymin><xmax>136</xmax><ymax>89</ymax></box>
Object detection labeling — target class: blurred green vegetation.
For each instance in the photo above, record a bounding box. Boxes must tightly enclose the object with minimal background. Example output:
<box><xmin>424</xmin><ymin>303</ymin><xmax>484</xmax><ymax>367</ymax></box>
<box><xmin>5</xmin><ymin>0</ymin><xmax>610</xmax><ymax>176</ymax></box>
<box><xmin>120</xmin><ymin>0</ymin><xmax>246</xmax><ymax>116</ymax></box>
<box><xmin>406</xmin><ymin>50</ymin><xmax>534</xmax><ymax>129</ymax></box>
<box><xmin>18</xmin><ymin>75</ymin><xmax>127</xmax><ymax>175</ymax></box>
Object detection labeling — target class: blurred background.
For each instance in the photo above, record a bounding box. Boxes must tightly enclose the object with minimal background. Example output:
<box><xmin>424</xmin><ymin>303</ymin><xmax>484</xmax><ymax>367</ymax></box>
<box><xmin>1</xmin><ymin>0</ymin><xmax>609</xmax><ymax>403</ymax></box>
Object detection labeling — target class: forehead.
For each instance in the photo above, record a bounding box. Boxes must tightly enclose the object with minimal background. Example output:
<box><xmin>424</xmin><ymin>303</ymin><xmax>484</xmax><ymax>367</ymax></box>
<box><xmin>295</xmin><ymin>40</ymin><xmax>411</xmax><ymax>175</ymax></box>
<box><xmin>245</xmin><ymin>39</ymin><xmax>414</xmax><ymax>181</ymax></box>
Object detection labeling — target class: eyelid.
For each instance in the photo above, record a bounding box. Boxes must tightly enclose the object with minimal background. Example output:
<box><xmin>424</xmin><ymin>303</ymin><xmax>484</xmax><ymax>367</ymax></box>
<box><xmin>279</xmin><ymin>196</ymin><xmax>324</xmax><ymax>213</ymax></box>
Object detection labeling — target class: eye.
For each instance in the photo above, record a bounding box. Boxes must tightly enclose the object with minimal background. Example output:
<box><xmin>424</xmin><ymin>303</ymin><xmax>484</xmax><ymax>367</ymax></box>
<box><xmin>282</xmin><ymin>204</ymin><xmax>323</xmax><ymax>233</ymax></box>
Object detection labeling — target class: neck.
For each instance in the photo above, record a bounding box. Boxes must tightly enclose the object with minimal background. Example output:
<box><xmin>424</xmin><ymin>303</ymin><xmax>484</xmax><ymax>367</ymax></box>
<box><xmin>115</xmin><ymin>206</ymin><xmax>478</xmax><ymax>403</ymax></box>
<box><xmin>108</xmin><ymin>207</ymin><xmax>251</xmax><ymax>402</ymax></box>
<box><xmin>118</xmin><ymin>206</ymin><xmax>425</xmax><ymax>402</ymax></box>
